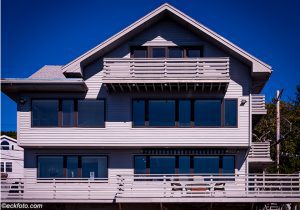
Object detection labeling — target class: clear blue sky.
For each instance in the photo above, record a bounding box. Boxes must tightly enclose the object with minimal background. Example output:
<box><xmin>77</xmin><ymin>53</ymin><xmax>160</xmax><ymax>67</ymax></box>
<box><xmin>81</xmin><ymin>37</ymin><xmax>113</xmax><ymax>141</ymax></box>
<box><xmin>1</xmin><ymin>0</ymin><xmax>300</xmax><ymax>131</ymax></box>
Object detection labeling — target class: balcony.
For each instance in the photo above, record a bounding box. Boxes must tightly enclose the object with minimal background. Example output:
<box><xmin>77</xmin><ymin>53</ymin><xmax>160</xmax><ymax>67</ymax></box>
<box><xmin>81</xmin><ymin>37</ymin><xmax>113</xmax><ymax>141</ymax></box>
<box><xmin>1</xmin><ymin>173</ymin><xmax>299</xmax><ymax>203</ymax></box>
<box><xmin>252</xmin><ymin>94</ymin><xmax>267</xmax><ymax>115</ymax></box>
<box><xmin>103</xmin><ymin>57</ymin><xmax>230</xmax><ymax>92</ymax></box>
<box><xmin>249</xmin><ymin>142</ymin><xmax>273</xmax><ymax>169</ymax></box>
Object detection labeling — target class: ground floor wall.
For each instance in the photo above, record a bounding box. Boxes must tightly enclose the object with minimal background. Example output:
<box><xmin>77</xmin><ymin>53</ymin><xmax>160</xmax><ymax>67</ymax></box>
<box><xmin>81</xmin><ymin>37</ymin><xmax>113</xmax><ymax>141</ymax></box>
<box><xmin>23</xmin><ymin>148</ymin><xmax>248</xmax><ymax>181</ymax></box>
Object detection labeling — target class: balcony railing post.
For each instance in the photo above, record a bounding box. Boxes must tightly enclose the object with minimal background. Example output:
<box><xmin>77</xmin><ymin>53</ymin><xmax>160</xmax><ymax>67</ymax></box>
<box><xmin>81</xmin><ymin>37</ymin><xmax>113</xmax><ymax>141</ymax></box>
<box><xmin>164</xmin><ymin>59</ymin><xmax>167</xmax><ymax>77</ymax></box>
<box><xmin>88</xmin><ymin>179</ymin><xmax>90</xmax><ymax>199</ymax></box>
<box><xmin>53</xmin><ymin>179</ymin><xmax>56</xmax><ymax>199</ymax></box>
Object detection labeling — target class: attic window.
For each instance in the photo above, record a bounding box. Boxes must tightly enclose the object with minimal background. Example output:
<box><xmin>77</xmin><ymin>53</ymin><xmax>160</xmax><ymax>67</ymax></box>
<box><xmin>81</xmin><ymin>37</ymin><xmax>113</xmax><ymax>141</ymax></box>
<box><xmin>131</xmin><ymin>47</ymin><xmax>147</xmax><ymax>58</ymax></box>
<box><xmin>1</xmin><ymin>141</ymin><xmax>10</xmax><ymax>150</ymax></box>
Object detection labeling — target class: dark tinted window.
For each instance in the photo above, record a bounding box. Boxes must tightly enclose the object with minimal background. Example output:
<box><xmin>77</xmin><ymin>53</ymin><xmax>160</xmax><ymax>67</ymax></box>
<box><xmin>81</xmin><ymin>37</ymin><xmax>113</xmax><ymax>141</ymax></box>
<box><xmin>179</xmin><ymin>156</ymin><xmax>190</xmax><ymax>174</ymax></box>
<box><xmin>134</xmin><ymin>156</ymin><xmax>147</xmax><ymax>174</ymax></box>
<box><xmin>179</xmin><ymin>100</ymin><xmax>191</xmax><ymax>126</ymax></box>
<box><xmin>152</xmin><ymin>48</ymin><xmax>166</xmax><ymax>58</ymax></box>
<box><xmin>1</xmin><ymin>141</ymin><xmax>9</xmax><ymax>150</ymax></box>
<box><xmin>82</xmin><ymin>156</ymin><xmax>108</xmax><ymax>178</ymax></box>
<box><xmin>222</xmin><ymin>156</ymin><xmax>235</xmax><ymax>174</ymax></box>
<box><xmin>6</xmin><ymin>162</ymin><xmax>12</xmax><ymax>172</ymax></box>
<box><xmin>132</xmin><ymin>47</ymin><xmax>147</xmax><ymax>58</ymax></box>
<box><xmin>0</xmin><ymin>162</ymin><xmax>4</xmax><ymax>172</ymax></box>
<box><xmin>149</xmin><ymin>100</ymin><xmax>175</xmax><ymax>126</ymax></box>
<box><xmin>32</xmin><ymin>100</ymin><xmax>58</xmax><ymax>127</ymax></box>
<box><xmin>150</xmin><ymin>156</ymin><xmax>175</xmax><ymax>174</ymax></box>
<box><xmin>186</xmin><ymin>48</ymin><xmax>202</xmax><ymax>57</ymax></box>
<box><xmin>169</xmin><ymin>48</ymin><xmax>183</xmax><ymax>58</ymax></box>
<box><xmin>62</xmin><ymin>100</ymin><xmax>74</xmax><ymax>127</ymax></box>
<box><xmin>194</xmin><ymin>100</ymin><xmax>221</xmax><ymax>126</ymax></box>
<box><xmin>67</xmin><ymin>156</ymin><xmax>78</xmax><ymax>178</ymax></box>
<box><xmin>225</xmin><ymin>99</ymin><xmax>237</xmax><ymax>127</ymax></box>
<box><xmin>132</xmin><ymin>100</ymin><xmax>145</xmax><ymax>126</ymax></box>
<box><xmin>78</xmin><ymin>100</ymin><xmax>105</xmax><ymax>127</ymax></box>
<box><xmin>38</xmin><ymin>156</ymin><xmax>64</xmax><ymax>178</ymax></box>
<box><xmin>194</xmin><ymin>156</ymin><xmax>219</xmax><ymax>174</ymax></box>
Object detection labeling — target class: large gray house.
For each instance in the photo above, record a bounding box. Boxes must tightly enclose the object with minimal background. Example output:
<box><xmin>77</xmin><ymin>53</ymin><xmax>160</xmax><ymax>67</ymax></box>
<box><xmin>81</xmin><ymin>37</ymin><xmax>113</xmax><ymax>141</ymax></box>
<box><xmin>1</xmin><ymin>3</ymin><xmax>299</xmax><ymax>210</ymax></box>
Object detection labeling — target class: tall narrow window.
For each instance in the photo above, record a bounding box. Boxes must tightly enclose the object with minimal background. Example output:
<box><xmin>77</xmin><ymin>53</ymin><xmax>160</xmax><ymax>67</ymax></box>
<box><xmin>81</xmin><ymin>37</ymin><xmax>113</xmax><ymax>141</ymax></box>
<box><xmin>1</xmin><ymin>162</ymin><xmax>4</xmax><ymax>172</ymax></box>
<box><xmin>150</xmin><ymin>156</ymin><xmax>175</xmax><ymax>174</ymax></box>
<box><xmin>186</xmin><ymin>48</ymin><xmax>202</xmax><ymax>58</ymax></box>
<box><xmin>131</xmin><ymin>47</ymin><xmax>147</xmax><ymax>58</ymax></box>
<box><xmin>82</xmin><ymin>156</ymin><xmax>108</xmax><ymax>178</ymax></box>
<box><xmin>149</xmin><ymin>100</ymin><xmax>175</xmax><ymax>126</ymax></box>
<box><xmin>38</xmin><ymin>156</ymin><xmax>64</xmax><ymax>178</ymax></box>
<box><xmin>222</xmin><ymin>156</ymin><xmax>235</xmax><ymax>174</ymax></box>
<box><xmin>67</xmin><ymin>156</ymin><xmax>78</xmax><ymax>178</ymax></box>
<box><xmin>179</xmin><ymin>100</ymin><xmax>191</xmax><ymax>127</ymax></box>
<box><xmin>194</xmin><ymin>156</ymin><xmax>219</xmax><ymax>174</ymax></box>
<box><xmin>32</xmin><ymin>100</ymin><xmax>59</xmax><ymax>127</ymax></box>
<box><xmin>78</xmin><ymin>100</ymin><xmax>105</xmax><ymax>127</ymax></box>
<box><xmin>62</xmin><ymin>100</ymin><xmax>74</xmax><ymax>127</ymax></box>
<box><xmin>194</xmin><ymin>100</ymin><xmax>221</xmax><ymax>126</ymax></box>
<box><xmin>134</xmin><ymin>156</ymin><xmax>147</xmax><ymax>174</ymax></box>
<box><xmin>169</xmin><ymin>47</ymin><xmax>183</xmax><ymax>58</ymax></box>
<box><xmin>132</xmin><ymin>100</ymin><xmax>145</xmax><ymax>126</ymax></box>
<box><xmin>151</xmin><ymin>47</ymin><xmax>166</xmax><ymax>58</ymax></box>
<box><xmin>179</xmin><ymin>156</ymin><xmax>190</xmax><ymax>174</ymax></box>
<box><xmin>224</xmin><ymin>99</ymin><xmax>237</xmax><ymax>127</ymax></box>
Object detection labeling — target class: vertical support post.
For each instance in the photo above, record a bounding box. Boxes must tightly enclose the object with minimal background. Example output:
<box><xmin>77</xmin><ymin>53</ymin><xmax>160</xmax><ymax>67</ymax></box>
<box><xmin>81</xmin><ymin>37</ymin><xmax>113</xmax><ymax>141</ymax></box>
<box><xmin>276</xmin><ymin>90</ymin><xmax>281</xmax><ymax>173</ymax></box>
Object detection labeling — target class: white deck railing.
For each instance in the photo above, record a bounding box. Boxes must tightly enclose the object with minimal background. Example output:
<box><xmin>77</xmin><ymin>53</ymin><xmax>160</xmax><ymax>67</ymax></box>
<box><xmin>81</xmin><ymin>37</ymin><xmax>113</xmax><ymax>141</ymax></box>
<box><xmin>1</xmin><ymin>173</ymin><xmax>299</xmax><ymax>202</ymax></box>
<box><xmin>252</xmin><ymin>94</ymin><xmax>267</xmax><ymax>115</ymax></box>
<box><xmin>116</xmin><ymin>173</ymin><xmax>300</xmax><ymax>200</ymax></box>
<box><xmin>103</xmin><ymin>57</ymin><xmax>230</xmax><ymax>82</ymax></box>
<box><xmin>249</xmin><ymin>142</ymin><xmax>271</xmax><ymax>159</ymax></box>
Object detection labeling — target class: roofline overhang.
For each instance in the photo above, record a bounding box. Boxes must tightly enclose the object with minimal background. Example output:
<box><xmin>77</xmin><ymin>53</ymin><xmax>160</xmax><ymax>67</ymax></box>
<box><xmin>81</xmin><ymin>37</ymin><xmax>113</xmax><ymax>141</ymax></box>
<box><xmin>61</xmin><ymin>3</ymin><xmax>272</xmax><ymax>82</ymax></box>
<box><xmin>1</xmin><ymin>79</ymin><xmax>88</xmax><ymax>101</ymax></box>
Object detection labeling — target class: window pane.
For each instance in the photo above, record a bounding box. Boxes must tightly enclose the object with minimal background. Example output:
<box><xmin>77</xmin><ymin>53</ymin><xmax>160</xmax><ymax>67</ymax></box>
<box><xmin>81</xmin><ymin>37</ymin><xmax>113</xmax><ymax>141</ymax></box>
<box><xmin>133</xmin><ymin>100</ymin><xmax>145</xmax><ymax>126</ymax></box>
<box><xmin>32</xmin><ymin>100</ymin><xmax>58</xmax><ymax>127</ymax></box>
<box><xmin>149</xmin><ymin>100</ymin><xmax>175</xmax><ymax>126</ymax></box>
<box><xmin>1</xmin><ymin>141</ymin><xmax>10</xmax><ymax>150</ymax></box>
<box><xmin>223</xmin><ymin>156</ymin><xmax>235</xmax><ymax>174</ymax></box>
<box><xmin>194</xmin><ymin>156</ymin><xmax>219</xmax><ymax>174</ymax></box>
<box><xmin>6</xmin><ymin>162</ymin><xmax>12</xmax><ymax>172</ymax></box>
<box><xmin>150</xmin><ymin>156</ymin><xmax>175</xmax><ymax>174</ymax></box>
<box><xmin>169</xmin><ymin>48</ymin><xmax>183</xmax><ymax>58</ymax></box>
<box><xmin>132</xmin><ymin>48</ymin><xmax>147</xmax><ymax>58</ymax></box>
<box><xmin>179</xmin><ymin>156</ymin><xmax>190</xmax><ymax>174</ymax></box>
<box><xmin>194</xmin><ymin>100</ymin><xmax>221</xmax><ymax>126</ymax></box>
<box><xmin>82</xmin><ymin>156</ymin><xmax>107</xmax><ymax>178</ymax></box>
<box><xmin>134</xmin><ymin>156</ymin><xmax>147</xmax><ymax>174</ymax></box>
<box><xmin>179</xmin><ymin>100</ymin><xmax>191</xmax><ymax>126</ymax></box>
<box><xmin>67</xmin><ymin>156</ymin><xmax>78</xmax><ymax>178</ymax></box>
<box><xmin>78</xmin><ymin>100</ymin><xmax>105</xmax><ymax>127</ymax></box>
<box><xmin>186</xmin><ymin>49</ymin><xmax>202</xmax><ymax>57</ymax></box>
<box><xmin>152</xmin><ymin>48</ymin><xmax>166</xmax><ymax>58</ymax></box>
<box><xmin>225</xmin><ymin>99</ymin><xmax>237</xmax><ymax>127</ymax></box>
<box><xmin>1</xmin><ymin>162</ymin><xmax>4</xmax><ymax>172</ymax></box>
<box><xmin>38</xmin><ymin>156</ymin><xmax>63</xmax><ymax>178</ymax></box>
<box><xmin>62</xmin><ymin>100</ymin><xmax>74</xmax><ymax>127</ymax></box>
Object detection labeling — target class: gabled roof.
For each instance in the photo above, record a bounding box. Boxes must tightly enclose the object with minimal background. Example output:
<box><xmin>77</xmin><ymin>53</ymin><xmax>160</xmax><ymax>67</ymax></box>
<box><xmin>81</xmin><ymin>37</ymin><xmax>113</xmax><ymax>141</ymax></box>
<box><xmin>29</xmin><ymin>65</ymin><xmax>65</xmax><ymax>79</ymax></box>
<box><xmin>1</xmin><ymin>135</ymin><xmax>17</xmax><ymax>143</ymax></box>
<box><xmin>62</xmin><ymin>3</ymin><xmax>272</xmax><ymax>77</ymax></box>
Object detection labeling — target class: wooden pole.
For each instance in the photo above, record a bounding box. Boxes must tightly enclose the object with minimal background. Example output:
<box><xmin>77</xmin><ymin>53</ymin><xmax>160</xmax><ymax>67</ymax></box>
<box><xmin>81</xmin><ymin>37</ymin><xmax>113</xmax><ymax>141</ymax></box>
<box><xmin>276</xmin><ymin>90</ymin><xmax>281</xmax><ymax>173</ymax></box>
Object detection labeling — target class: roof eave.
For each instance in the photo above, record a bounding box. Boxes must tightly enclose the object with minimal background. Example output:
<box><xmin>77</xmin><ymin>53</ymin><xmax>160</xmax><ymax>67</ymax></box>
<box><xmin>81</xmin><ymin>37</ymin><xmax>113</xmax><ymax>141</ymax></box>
<box><xmin>1</xmin><ymin>79</ymin><xmax>88</xmax><ymax>101</ymax></box>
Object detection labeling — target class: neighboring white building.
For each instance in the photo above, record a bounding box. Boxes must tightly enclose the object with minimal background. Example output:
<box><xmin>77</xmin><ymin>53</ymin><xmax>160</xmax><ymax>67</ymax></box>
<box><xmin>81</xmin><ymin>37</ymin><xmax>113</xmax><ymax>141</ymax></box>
<box><xmin>1</xmin><ymin>3</ymin><xmax>299</xmax><ymax>210</ymax></box>
<box><xmin>0</xmin><ymin>135</ymin><xmax>24</xmax><ymax>179</ymax></box>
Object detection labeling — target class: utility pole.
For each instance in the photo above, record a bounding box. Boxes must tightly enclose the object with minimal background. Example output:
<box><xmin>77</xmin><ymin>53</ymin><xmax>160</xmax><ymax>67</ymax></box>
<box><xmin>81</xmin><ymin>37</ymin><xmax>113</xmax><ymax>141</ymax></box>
<box><xmin>275</xmin><ymin>90</ymin><xmax>283</xmax><ymax>173</ymax></box>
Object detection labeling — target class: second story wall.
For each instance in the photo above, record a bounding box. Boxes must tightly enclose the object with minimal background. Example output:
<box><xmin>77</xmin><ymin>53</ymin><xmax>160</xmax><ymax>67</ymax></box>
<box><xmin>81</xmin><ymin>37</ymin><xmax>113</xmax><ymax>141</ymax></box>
<box><xmin>17</xmin><ymin>18</ymin><xmax>252</xmax><ymax>148</ymax></box>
